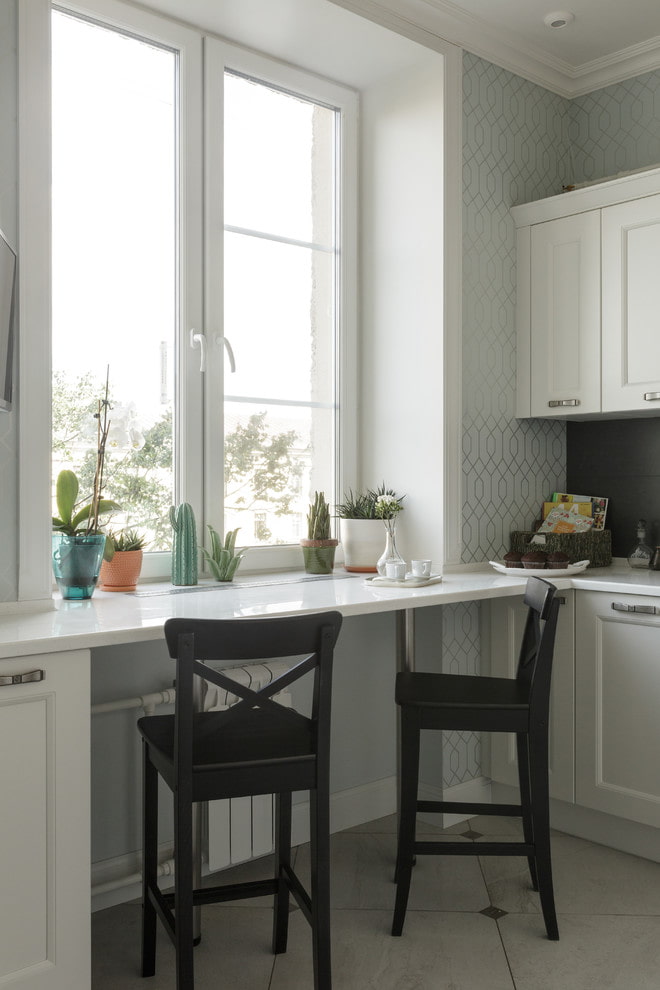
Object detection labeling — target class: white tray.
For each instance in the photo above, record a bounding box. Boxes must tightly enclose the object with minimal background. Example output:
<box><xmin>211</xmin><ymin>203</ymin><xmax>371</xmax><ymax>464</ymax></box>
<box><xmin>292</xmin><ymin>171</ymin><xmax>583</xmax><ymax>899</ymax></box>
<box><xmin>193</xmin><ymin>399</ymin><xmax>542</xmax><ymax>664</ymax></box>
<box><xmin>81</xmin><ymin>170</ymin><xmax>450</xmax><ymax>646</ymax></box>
<box><xmin>489</xmin><ymin>560</ymin><xmax>590</xmax><ymax>578</ymax></box>
<box><xmin>365</xmin><ymin>574</ymin><xmax>443</xmax><ymax>589</ymax></box>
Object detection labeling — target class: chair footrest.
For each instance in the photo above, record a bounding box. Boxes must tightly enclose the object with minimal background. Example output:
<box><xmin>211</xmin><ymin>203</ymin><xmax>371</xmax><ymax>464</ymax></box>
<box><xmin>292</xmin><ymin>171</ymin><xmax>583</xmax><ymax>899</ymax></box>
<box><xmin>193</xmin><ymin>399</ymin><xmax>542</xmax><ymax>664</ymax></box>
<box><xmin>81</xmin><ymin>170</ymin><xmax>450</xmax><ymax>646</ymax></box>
<box><xmin>417</xmin><ymin>800</ymin><xmax>522</xmax><ymax>817</ymax></box>
<box><xmin>414</xmin><ymin>840</ymin><xmax>534</xmax><ymax>857</ymax></box>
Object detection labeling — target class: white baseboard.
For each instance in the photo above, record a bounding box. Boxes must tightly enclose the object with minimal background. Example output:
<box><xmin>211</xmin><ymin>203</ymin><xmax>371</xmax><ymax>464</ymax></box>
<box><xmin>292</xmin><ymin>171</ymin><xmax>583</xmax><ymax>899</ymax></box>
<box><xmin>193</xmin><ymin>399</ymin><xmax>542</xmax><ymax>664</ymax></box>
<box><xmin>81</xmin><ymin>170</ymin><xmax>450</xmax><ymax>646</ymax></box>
<box><xmin>418</xmin><ymin>776</ymin><xmax>492</xmax><ymax>828</ymax></box>
<box><xmin>291</xmin><ymin>775</ymin><xmax>397</xmax><ymax>847</ymax></box>
<box><xmin>92</xmin><ymin>775</ymin><xmax>399</xmax><ymax>913</ymax></box>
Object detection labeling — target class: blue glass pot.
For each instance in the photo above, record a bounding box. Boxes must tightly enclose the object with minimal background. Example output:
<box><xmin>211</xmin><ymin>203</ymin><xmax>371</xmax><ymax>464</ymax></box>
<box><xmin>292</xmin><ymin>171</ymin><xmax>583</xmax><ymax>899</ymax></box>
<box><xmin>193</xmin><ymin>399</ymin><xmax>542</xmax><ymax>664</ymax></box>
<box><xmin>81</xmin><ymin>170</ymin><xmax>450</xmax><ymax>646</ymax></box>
<box><xmin>52</xmin><ymin>533</ymin><xmax>106</xmax><ymax>600</ymax></box>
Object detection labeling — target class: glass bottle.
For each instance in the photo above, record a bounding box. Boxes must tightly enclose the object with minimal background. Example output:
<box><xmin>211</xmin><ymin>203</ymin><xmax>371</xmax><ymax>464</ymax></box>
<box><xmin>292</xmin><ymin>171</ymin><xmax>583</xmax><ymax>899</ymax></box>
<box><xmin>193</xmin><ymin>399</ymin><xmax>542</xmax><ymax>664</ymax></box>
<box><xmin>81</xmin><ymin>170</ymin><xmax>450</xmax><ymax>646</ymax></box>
<box><xmin>376</xmin><ymin>521</ymin><xmax>405</xmax><ymax>576</ymax></box>
<box><xmin>627</xmin><ymin>519</ymin><xmax>653</xmax><ymax>569</ymax></box>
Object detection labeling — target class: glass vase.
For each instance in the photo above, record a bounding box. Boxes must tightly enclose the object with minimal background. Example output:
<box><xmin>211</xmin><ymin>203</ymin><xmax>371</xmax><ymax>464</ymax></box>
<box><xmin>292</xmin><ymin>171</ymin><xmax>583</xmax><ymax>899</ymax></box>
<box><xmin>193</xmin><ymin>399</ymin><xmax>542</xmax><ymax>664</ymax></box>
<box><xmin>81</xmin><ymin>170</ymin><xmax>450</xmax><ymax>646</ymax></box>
<box><xmin>377</xmin><ymin>525</ymin><xmax>404</xmax><ymax>576</ymax></box>
<box><xmin>52</xmin><ymin>532</ymin><xmax>106</xmax><ymax>600</ymax></box>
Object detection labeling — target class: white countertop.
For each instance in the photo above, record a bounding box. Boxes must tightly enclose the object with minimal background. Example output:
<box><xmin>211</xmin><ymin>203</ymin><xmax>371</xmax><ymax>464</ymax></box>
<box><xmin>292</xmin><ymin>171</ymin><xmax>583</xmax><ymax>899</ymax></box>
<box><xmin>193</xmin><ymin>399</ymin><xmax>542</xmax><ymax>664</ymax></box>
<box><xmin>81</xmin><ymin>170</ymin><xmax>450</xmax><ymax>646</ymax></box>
<box><xmin>1</xmin><ymin>563</ymin><xmax>659</xmax><ymax>660</ymax></box>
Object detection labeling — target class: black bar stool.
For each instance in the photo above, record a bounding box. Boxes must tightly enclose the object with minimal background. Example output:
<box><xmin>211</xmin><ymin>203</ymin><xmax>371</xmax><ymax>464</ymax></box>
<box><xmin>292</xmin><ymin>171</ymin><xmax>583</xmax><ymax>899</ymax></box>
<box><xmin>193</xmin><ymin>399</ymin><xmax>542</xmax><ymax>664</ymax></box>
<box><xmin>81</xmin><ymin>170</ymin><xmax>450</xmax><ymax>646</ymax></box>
<box><xmin>138</xmin><ymin>610</ymin><xmax>343</xmax><ymax>989</ymax></box>
<box><xmin>392</xmin><ymin>576</ymin><xmax>560</xmax><ymax>941</ymax></box>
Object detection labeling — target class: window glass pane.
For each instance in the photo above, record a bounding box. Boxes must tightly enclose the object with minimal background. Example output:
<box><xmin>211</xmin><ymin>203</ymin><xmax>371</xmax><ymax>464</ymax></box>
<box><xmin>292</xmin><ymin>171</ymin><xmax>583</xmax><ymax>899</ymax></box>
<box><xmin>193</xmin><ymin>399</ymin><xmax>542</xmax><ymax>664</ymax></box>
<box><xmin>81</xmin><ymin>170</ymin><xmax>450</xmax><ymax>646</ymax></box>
<box><xmin>224</xmin><ymin>72</ymin><xmax>334</xmax><ymax>246</ymax></box>
<box><xmin>223</xmin><ymin>71</ymin><xmax>338</xmax><ymax>547</ymax></box>
<box><xmin>224</xmin><ymin>233</ymin><xmax>334</xmax><ymax>404</ymax></box>
<box><xmin>224</xmin><ymin>401</ymin><xmax>334</xmax><ymax>547</ymax></box>
<box><xmin>51</xmin><ymin>11</ymin><xmax>176</xmax><ymax>550</ymax></box>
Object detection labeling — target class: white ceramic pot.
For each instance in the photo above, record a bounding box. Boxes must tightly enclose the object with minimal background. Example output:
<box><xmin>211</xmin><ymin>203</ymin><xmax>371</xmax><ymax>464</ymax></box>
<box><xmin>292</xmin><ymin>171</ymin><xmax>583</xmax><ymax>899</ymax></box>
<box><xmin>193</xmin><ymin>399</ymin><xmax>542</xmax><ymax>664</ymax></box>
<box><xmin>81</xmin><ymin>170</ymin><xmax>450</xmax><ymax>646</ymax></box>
<box><xmin>339</xmin><ymin>518</ymin><xmax>385</xmax><ymax>573</ymax></box>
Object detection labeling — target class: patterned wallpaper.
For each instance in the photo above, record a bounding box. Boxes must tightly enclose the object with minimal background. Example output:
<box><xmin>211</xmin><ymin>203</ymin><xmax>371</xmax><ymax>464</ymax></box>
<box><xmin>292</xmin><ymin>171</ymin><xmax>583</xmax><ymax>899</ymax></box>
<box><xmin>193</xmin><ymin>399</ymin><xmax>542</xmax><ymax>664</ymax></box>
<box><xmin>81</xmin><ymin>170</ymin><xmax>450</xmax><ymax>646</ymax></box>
<box><xmin>443</xmin><ymin>55</ymin><xmax>660</xmax><ymax>790</ymax></box>
<box><xmin>0</xmin><ymin>0</ymin><xmax>17</xmax><ymax>602</ymax></box>
<box><xmin>462</xmin><ymin>52</ymin><xmax>569</xmax><ymax>565</ymax></box>
<box><xmin>569</xmin><ymin>70</ymin><xmax>660</xmax><ymax>184</ymax></box>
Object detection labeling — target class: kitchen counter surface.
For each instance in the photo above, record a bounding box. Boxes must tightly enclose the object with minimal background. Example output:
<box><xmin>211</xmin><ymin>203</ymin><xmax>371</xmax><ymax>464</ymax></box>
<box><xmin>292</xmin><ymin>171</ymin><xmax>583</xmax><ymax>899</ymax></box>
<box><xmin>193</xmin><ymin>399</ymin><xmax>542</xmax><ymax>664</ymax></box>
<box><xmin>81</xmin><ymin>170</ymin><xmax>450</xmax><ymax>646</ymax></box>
<box><xmin>0</xmin><ymin>562</ymin><xmax>658</xmax><ymax>659</ymax></box>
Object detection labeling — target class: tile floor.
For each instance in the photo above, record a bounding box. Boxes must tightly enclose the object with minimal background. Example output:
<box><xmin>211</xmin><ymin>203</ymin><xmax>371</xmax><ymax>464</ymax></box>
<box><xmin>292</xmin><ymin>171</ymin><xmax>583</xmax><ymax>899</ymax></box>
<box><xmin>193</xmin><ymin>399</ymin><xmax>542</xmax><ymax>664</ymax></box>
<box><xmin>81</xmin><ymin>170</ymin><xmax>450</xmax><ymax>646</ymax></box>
<box><xmin>92</xmin><ymin>814</ymin><xmax>660</xmax><ymax>989</ymax></box>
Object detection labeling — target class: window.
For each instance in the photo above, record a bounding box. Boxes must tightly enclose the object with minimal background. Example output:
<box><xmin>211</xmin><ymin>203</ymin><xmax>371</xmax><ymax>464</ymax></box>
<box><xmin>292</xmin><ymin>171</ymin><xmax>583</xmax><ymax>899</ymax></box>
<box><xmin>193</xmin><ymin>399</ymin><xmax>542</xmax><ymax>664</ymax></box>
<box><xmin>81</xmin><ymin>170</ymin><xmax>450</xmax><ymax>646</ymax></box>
<box><xmin>51</xmin><ymin>5</ymin><xmax>356</xmax><ymax>573</ymax></box>
<box><xmin>51</xmin><ymin>10</ymin><xmax>177</xmax><ymax>552</ymax></box>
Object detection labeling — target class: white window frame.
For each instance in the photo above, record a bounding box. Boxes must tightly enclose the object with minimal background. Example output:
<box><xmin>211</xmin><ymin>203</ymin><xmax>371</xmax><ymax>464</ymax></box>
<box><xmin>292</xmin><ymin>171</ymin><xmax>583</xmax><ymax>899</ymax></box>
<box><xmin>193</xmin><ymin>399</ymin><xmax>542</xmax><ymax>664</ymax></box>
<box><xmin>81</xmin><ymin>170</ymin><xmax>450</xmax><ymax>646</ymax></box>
<box><xmin>203</xmin><ymin>37</ymin><xmax>357</xmax><ymax>573</ymax></box>
<box><xmin>22</xmin><ymin>0</ymin><xmax>357</xmax><ymax>598</ymax></box>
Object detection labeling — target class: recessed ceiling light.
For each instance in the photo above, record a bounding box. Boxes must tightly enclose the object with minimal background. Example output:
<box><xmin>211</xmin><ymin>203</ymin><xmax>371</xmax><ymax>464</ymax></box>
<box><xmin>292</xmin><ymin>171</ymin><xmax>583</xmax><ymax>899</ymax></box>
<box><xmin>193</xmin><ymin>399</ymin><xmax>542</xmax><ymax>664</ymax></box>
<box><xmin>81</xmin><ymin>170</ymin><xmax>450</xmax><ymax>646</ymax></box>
<box><xmin>543</xmin><ymin>11</ymin><xmax>575</xmax><ymax>29</ymax></box>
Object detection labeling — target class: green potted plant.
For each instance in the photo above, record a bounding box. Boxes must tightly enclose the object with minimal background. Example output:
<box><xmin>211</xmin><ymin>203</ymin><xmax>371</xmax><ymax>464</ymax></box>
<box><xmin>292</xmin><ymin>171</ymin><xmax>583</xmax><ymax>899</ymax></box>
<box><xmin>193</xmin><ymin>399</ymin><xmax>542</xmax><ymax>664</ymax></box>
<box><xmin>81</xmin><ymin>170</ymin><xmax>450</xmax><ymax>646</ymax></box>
<box><xmin>51</xmin><ymin>376</ymin><xmax>120</xmax><ymax>599</ymax></box>
<box><xmin>300</xmin><ymin>492</ymin><xmax>339</xmax><ymax>575</ymax></box>
<box><xmin>336</xmin><ymin>484</ymin><xmax>404</xmax><ymax>572</ymax></box>
<box><xmin>200</xmin><ymin>525</ymin><xmax>246</xmax><ymax>582</ymax></box>
<box><xmin>98</xmin><ymin>529</ymin><xmax>147</xmax><ymax>592</ymax></box>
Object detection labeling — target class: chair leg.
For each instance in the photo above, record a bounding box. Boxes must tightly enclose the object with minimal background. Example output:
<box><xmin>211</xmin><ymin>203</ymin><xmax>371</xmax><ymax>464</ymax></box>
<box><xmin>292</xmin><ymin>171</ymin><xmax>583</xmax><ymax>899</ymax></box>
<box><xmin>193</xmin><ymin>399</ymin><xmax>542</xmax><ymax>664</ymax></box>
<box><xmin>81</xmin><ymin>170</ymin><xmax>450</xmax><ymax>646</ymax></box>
<box><xmin>516</xmin><ymin>732</ymin><xmax>538</xmax><ymax>891</ymax></box>
<box><xmin>141</xmin><ymin>743</ymin><xmax>158</xmax><ymax>978</ymax></box>
<box><xmin>392</xmin><ymin>709</ymin><xmax>420</xmax><ymax>936</ymax></box>
<box><xmin>174</xmin><ymin>795</ymin><xmax>195</xmax><ymax>987</ymax></box>
<box><xmin>309</xmin><ymin>788</ymin><xmax>332</xmax><ymax>990</ymax></box>
<box><xmin>529</xmin><ymin>727</ymin><xmax>559</xmax><ymax>941</ymax></box>
<box><xmin>272</xmin><ymin>791</ymin><xmax>292</xmax><ymax>955</ymax></box>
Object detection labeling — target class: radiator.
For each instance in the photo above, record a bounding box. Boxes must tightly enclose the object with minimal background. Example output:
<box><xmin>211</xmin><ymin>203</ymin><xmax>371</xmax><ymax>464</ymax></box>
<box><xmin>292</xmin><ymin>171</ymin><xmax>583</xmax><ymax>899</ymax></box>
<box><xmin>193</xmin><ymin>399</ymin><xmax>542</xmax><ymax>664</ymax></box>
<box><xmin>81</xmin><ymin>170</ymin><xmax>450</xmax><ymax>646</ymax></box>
<box><xmin>203</xmin><ymin>660</ymin><xmax>293</xmax><ymax>871</ymax></box>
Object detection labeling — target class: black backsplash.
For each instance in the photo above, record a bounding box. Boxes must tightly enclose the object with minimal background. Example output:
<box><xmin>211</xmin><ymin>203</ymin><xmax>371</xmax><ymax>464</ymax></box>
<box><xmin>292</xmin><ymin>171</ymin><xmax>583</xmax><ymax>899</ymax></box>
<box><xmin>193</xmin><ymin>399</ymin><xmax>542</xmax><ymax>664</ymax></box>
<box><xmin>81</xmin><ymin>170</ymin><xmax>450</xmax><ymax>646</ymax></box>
<box><xmin>566</xmin><ymin>418</ymin><xmax>660</xmax><ymax>558</ymax></box>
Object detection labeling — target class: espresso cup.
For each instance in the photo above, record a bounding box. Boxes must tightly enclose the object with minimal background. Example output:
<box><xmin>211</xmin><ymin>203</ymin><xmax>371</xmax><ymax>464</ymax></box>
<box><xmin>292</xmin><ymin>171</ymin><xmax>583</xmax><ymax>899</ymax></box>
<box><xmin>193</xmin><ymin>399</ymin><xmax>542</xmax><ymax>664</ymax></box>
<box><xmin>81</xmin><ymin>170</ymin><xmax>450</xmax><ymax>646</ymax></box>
<box><xmin>411</xmin><ymin>559</ymin><xmax>432</xmax><ymax>577</ymax></box>
<box><xmin>386</xmin><ymin>560</ymin><xmax>407</xmax><ymax>580</ymax></box>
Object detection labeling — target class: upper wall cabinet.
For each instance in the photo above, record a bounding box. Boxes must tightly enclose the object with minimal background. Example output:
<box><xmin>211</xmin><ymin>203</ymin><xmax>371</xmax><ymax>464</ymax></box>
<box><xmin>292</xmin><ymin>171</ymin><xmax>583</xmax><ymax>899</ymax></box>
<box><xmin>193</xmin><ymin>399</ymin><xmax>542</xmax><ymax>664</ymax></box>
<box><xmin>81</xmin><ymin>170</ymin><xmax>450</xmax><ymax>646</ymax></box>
<box><xmin>513</xmin><ymin>166</ymin><xmax>660</xmax><ymax>420</ymax></box>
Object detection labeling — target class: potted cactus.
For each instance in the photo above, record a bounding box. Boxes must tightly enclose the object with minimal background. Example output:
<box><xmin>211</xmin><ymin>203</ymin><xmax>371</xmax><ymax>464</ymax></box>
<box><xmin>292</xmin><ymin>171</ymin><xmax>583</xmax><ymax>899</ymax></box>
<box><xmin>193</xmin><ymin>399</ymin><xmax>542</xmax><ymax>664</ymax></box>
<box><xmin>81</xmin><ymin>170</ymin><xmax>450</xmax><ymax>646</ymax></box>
<box><xmin>301</xmin><ymin>492</ymin><xmax>338</xmax><ymax>575</ymax></box>
<box><xmin>200</xmin><ymin>525</ymin><xmax>246</xmax><ymax>582</ymax></box>
<box><xmin>98</xmin><ymin>529</ymin><xmax>147</xmax><ymax>592</ymax></box>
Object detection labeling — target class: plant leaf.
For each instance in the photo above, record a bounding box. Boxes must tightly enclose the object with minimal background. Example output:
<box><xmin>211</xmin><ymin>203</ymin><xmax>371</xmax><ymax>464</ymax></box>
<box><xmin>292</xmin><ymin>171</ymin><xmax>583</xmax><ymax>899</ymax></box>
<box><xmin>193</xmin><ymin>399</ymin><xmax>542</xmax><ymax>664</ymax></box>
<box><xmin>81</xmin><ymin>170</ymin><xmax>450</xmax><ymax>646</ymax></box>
<box><xmin>56</xmin><ymin>470</ymin><xmax>78</xmax><ymax>527</ymax></box>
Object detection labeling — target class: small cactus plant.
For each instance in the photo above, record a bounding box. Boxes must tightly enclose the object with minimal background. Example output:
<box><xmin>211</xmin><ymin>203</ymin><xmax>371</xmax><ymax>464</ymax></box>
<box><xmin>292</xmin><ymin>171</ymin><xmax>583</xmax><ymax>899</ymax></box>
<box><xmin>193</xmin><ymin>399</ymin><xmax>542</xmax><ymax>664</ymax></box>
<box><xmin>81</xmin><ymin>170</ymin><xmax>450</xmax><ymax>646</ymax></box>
<box><xmin>306</xmin><ymin>491</ymin><xmax>332</xmax><ymax>540</ymax></box>
<box><xmin>200</xmin><ymin>525</ymin><xmax>246</xmax><ymax>582</ymax></box>
<box><xmin>301</xmin><ymin>492</ymin><xmax>338</xmax><ymax>574</ymax></box>
<box><xmin>169</xmin><ymin>502</ymin><xmax>198</xmax><ymax>585</ymax></box>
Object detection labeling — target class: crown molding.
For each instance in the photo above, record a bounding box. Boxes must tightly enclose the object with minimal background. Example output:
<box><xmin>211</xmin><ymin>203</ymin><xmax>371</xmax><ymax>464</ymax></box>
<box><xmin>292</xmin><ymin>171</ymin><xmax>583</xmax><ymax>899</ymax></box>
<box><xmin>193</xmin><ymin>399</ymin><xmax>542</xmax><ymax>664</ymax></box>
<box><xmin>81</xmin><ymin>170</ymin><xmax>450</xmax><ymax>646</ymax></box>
<box><xmin>329</xmin><ymin>0</ymin><xmax>660</xmax><ymax>98</ymax></box>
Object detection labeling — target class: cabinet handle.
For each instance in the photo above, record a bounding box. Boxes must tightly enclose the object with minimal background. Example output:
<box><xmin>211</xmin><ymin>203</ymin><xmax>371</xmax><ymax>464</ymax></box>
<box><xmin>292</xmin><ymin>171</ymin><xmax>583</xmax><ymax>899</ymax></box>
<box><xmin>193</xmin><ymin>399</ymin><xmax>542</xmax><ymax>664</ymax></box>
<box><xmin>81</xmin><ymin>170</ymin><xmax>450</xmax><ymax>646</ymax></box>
<box><xmin>643</xmin><ymin>392</ymin><xmax>660</xmax><ymax>401</ymax></box>
<box><xmin>548</xmin><ymin>399</ymin><xmax>580</xmax><ymax>407</ymax></box>
<box><xmin>611</xmin><ymin>602</ymin><xmax>660</xmax><ymax>615</ymax></box>
<box><xmin>0</xmin><ymin>668</ymin><xmax>45</xmax><ymax>687</ymax></box>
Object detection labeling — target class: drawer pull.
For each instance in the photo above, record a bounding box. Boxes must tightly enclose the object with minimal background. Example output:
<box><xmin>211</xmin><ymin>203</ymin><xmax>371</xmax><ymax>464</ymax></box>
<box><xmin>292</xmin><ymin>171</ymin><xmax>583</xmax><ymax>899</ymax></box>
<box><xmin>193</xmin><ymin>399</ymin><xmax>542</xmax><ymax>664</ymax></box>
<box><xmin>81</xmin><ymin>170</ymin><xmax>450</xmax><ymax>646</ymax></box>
<box><xmin>0</xmin><ymin>668</ymin><xmax>45</xmax><ymax>687</ymax></box>
<box><xmin>611</xmin><ymin>602</ymin><xmax>660</xmax><ymax>615</ymax></box>
<box><xmin>548</xmin><ymin>399</ymin><xmax>580</xmax><ymax>408</ymax></box>
<box><xmin>643</xmin><ymin>392</ymin><xmax>660</xmax><ymax>401</ymax></box>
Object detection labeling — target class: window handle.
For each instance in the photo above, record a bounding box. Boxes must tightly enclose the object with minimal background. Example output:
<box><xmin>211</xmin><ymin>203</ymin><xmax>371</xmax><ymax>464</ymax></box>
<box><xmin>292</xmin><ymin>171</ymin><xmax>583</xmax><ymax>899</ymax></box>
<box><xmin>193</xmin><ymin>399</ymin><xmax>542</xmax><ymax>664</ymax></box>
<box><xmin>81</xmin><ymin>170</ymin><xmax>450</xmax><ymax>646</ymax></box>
<box><xmin>190</xmin><ymin>329</ymin><xmax>207</xmax><ymax>372</ymax></box>
<box><xmin>217</xmin><ymin>335</ymin><xmax>236</xmax><ymax>373</ymax></box>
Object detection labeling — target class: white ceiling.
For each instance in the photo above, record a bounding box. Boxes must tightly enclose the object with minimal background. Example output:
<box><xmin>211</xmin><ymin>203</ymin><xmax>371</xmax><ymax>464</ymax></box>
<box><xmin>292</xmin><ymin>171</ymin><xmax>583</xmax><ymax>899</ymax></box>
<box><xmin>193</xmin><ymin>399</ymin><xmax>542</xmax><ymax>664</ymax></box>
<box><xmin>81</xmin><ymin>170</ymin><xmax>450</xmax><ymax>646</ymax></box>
<box><xmin>135</xmin><ymin>0</ymin><xmax>660</xmax><ymax>97</ymax></box>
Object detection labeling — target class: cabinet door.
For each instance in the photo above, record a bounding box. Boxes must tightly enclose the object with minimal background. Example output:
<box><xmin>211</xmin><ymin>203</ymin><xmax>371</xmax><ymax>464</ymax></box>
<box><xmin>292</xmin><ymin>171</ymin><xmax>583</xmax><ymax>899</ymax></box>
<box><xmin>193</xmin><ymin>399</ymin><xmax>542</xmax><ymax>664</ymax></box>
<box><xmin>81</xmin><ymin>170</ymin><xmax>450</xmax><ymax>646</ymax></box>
<box><xmin>576</xmin><ymin>592</ymin><xmax>660</xmax><ymax>827</ymax></box>
<box><xmin>488</xmin><ymin>590</ymin><xmax>575</xmax><ymax>803</ymax></box>
<box><xmin>602</xmin><ymin>193</ymin><xmax>660</xmax><ymax>412</ymax></box>
<box><xmin>530</xmin><ymin>211</ymin><xmax>601</xmax><ymax>417</ymax></box>
<box><xmin>0</xmin><ymin>651</ymin><xmax>90</xmax><ymax>989</ymax></box>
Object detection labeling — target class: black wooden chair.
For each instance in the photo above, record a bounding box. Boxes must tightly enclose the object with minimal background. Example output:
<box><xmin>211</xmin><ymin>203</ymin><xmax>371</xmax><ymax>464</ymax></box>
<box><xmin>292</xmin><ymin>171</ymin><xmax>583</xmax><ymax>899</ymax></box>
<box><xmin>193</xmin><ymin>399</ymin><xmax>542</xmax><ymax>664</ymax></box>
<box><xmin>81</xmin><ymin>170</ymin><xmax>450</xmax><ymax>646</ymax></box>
<box><xmin>391</xmin><ymin>576</ymin><xmax>561</xmax><ymax>941</ymax></box>
<box><xmin>138</xmin><ymin>610</ymin><xmax>343</xmax><ymax>989</ymax></box>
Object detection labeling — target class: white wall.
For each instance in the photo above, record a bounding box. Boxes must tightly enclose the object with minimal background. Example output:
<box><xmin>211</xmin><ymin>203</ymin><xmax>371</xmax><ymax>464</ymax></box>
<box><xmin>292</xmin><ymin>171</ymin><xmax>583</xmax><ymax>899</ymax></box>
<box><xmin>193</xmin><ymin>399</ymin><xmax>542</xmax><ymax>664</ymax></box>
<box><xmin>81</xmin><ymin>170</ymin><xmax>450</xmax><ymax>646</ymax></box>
<box><xmin>360</xmin><ymin>57</ymin><xmax>445</xmax><ymax>565</ymax></box>
<box><xmin>0</xmin><ymin>0</ymin><xmax>17</xmax><ymax>601</ymax></box>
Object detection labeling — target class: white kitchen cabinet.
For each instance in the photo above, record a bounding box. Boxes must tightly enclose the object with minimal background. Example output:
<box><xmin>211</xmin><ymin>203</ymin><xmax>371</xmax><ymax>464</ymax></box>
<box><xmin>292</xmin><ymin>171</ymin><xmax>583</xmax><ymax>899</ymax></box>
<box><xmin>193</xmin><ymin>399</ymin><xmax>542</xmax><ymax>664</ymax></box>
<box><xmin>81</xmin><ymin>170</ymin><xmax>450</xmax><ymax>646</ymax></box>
<box><xmin>0</xmin><ymin>650</ymin><xmax>90</xmax><ymax>989</ymax></box>
<box><xmin>488</xmin><ymin>590</ymin><xmax>575</xmax><ymax>803</ymax></box>
<box><xmin>602</xmin><ymin>192</ymin><xmax>660</xmax><ymax>412</ymax></box>
<box><xmin>576</xmin><ymin>591</ymin><xmax>660</xmax><ymax>828</ymax></box>
<box><xmin>528</xmin><ymin>212</ymin><xmax>601</xmax><ymax>418</ymax></box>
<box><xmin>513</xmin><ymin>165</ymin><xmax>660</xmax><ymax>419</ymax></box>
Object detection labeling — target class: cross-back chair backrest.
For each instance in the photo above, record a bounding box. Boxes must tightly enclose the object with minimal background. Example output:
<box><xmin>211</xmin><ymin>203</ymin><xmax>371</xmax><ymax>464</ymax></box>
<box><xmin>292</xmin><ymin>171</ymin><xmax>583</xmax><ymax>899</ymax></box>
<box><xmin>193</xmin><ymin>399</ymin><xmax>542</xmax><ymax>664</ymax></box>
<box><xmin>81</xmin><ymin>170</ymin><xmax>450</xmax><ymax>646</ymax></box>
<box><xmin>516</xmin><ymin>577</ymin><xmax>560</xmax><ymax>718</ymax></box>
<box><xmin>164</xmin><ymin>611</ymin><xmax>343</xmax><ymax>777</ymax></box>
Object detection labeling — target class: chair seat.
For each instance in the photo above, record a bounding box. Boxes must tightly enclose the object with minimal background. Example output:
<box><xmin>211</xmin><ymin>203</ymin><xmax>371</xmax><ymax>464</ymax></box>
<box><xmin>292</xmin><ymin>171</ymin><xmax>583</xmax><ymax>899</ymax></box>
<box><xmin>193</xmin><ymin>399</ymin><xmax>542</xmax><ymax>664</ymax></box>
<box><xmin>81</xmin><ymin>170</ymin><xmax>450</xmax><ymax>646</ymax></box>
<box><xmin>139</xmin><ymin>705</ymin><xmax>314</xmax><ymax>765</ymax></box>
<box><xmin>395</xmin><ymin>671</ymin><xmax>531</xmax><ymax>732</ymax></box>
<box><xmin>138</xmin><ymin>706</ymin><xmax>317</xmax><ymax>799</ymax></box>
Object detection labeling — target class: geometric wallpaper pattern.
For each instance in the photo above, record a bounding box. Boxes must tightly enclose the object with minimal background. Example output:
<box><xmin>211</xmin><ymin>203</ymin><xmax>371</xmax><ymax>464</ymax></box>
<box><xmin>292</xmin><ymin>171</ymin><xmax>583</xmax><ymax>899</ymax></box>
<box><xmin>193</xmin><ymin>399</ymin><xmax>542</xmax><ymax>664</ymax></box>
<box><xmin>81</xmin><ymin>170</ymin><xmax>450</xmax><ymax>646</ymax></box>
<box><xmin>569</xmin><ymin>69</ymin><xmax>660</xmax><ymax>184</ymax></box>
<box><xmin>462</xmin><ymin>53</ymin><xmax>569</xmax><ymax>565</ymax></box>
<box><xmin>448</xmin><ymin>54</ymin><xmax>660</xmax><ymax>788</ymax></box>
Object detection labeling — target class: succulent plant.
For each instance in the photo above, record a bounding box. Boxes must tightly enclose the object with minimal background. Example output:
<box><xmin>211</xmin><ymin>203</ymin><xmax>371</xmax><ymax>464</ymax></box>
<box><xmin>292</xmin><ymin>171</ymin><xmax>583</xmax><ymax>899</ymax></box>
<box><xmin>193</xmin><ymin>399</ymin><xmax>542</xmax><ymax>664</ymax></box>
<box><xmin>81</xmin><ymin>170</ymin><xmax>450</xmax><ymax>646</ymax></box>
<box><xmin>200</xmin><ymin>525</ymin><xmax>246</xmax><ymax>582</ymax></box>
<box><xmin>306</xmin><ymin>491</ymin><xmax>332</xmax><ymax>540</ymax></box>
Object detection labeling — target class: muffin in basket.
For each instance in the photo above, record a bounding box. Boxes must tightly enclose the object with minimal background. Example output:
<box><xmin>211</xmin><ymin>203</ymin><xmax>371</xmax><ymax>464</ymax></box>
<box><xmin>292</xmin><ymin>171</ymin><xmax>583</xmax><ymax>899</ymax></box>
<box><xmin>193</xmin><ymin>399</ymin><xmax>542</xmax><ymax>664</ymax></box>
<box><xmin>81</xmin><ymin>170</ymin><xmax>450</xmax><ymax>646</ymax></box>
<box><xmin>521</xmin><ymin>550</ymin><xmax>547</xmax><ymax>569</ymax></box>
